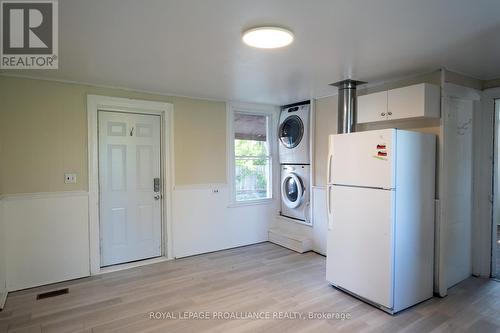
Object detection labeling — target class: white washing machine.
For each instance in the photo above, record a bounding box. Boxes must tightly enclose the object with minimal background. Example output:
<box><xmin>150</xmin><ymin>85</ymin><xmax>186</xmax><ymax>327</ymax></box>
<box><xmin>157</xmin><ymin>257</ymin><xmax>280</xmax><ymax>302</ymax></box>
<box><xmin>280</xmin><ymin>164</ymin><xmax>310</xmax><ymax>223</ymax></box>
<box><xmin>278</xmin><ymin>102</ymin><xmax>310</xmax><ymax>165</ymax></box>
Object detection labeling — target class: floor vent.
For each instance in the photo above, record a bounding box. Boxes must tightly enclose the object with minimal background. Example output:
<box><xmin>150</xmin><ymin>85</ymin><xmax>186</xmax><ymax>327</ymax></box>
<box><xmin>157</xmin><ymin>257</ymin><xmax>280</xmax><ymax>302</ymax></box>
<box><xmin>36</xmin><ymin>288</ymin><xmax>69</xmax><ymax>300</ymax></box>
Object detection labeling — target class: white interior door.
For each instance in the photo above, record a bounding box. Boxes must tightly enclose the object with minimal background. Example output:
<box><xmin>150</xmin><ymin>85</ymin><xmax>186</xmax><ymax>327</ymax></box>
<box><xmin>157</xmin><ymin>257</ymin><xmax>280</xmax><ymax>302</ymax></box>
<box><xmin>99</xmin><ymin>111</ymin><xmax>162</xmax><ymax>267</ymax></box>
<box><xmin>440</xmin><ymin>97</ymin><xmax>473</xmax><ymax>290</ymax></box>
<box><xmin>326</xmin><ymin>185</ymin><xmax>394</xmax><ymax>309</ymax></box>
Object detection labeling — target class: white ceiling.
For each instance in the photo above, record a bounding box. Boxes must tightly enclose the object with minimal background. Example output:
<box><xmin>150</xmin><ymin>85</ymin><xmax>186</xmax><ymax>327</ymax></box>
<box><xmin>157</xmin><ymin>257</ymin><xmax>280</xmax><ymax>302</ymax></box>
<box><xmin>3</xmin><ymin>0</ymin><xmax>500</xmax><ymax>104</ymax></box>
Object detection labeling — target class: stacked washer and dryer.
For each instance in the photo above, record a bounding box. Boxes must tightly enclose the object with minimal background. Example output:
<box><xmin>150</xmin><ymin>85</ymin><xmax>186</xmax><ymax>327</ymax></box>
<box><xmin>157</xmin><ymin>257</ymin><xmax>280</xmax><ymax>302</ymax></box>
<box><xmin>278</xmin><ymin>101</ymin><xmax>311</xmax><ymax>224</ymax></box>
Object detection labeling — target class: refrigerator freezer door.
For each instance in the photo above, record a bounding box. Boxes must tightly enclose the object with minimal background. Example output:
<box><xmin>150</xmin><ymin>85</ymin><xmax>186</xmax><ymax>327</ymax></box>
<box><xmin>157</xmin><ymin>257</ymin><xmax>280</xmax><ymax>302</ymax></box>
<box><xmin>326</xmin><ymin>185</ymin><xmax>394</xmax><ymax>309</ymax></box>
<box><xmin>328</xmin><ymin>129</ymin><xmax>395</xmax><ymax>189</ymax></box>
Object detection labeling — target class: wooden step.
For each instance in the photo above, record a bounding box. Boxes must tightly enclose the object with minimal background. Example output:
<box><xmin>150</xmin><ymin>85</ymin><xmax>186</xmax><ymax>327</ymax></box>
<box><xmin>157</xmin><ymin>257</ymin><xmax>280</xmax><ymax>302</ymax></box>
<box><xmin>268</xmin><ymin>228</ymin><xmax>312</xmax><ymax>253</ymax></box>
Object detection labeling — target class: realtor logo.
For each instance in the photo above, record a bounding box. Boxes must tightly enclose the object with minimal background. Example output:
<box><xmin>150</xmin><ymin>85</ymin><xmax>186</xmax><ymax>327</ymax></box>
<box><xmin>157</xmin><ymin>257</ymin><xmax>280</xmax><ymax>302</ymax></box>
<box><xmin>1</xmin><ymin>0</ymin><xmax>58</xmax><ymax>69</ymax></box>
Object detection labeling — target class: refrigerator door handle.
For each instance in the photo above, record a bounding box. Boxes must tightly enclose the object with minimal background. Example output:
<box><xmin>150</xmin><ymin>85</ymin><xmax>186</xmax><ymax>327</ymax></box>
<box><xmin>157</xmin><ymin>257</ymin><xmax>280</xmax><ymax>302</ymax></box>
<box><xmin>327</xmin><ymin>154</ymin><xmax>333</xmax><ymax>184</ymax></box>
<box><xmin>327</xmin><ymin>186</ymin><xmax>333</xmax><ymax>230</ymax></box>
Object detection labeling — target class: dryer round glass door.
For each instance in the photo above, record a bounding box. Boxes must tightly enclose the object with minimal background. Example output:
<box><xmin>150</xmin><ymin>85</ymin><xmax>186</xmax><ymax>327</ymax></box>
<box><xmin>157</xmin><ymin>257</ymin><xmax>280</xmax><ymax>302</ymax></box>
<box><xmin>279</xmin><ymin>115</ymin><xmax>304</xmax><ymax>149</ymax></box>
<box><xmin>281</xmin><ymin>173</ymin><xmax>304</xmax><ymax>209</ymax></box>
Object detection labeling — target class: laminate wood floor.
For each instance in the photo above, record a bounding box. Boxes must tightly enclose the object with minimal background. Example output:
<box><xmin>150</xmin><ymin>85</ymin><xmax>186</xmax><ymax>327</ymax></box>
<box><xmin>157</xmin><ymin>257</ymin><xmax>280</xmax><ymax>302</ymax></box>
<box><xmin>1</xmin><ymin>242</ymin><xmax>499</xmax><ymax>333</ymax></box>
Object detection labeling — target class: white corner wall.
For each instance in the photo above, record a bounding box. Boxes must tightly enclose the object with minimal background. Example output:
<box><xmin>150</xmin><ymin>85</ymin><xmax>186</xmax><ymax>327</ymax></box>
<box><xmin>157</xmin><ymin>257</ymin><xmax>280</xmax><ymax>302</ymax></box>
<box><xmin>3</xmin><ymin>192</ymin><xmax>90</xmax><ymax>291</ymax></box>
<box><xmin>311</xmin><ymin>187</ymin><xmax>328</xmax><ymax>254</ymax></box>
<box><xmin>172</xmin><ymin>185</ymin><xmax>276</xmax><ymax>258</ymax></box>
<box><xmin>0</xmin><ymin>199</ymin><xmax>7</xmax><ymax>308</ymax></box>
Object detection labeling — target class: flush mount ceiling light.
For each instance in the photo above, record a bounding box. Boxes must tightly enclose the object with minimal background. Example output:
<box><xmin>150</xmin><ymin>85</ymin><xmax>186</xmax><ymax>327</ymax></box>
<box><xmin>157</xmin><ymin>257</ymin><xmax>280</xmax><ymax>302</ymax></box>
<box><xmin>242</xmin><ymin>27</ymin><xmax>294</xmax><ymax>49</ymax></box>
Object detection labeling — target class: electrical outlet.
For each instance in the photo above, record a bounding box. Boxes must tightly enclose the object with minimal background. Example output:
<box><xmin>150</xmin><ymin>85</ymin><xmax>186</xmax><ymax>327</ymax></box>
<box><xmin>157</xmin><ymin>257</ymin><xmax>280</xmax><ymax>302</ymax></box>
<box><xmin>64</xmin><ymin>173</ymin><xmax>77</xmax><ymax>184</ymax></box>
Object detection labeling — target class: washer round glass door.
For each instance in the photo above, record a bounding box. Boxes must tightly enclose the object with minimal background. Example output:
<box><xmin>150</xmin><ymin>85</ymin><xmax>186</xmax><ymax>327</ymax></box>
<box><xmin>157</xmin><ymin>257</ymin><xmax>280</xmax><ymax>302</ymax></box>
<box><xmin>281</xmin><ymin>173</ymin><xmax>304</xmax><ymax>209</ymax></box>
<box><xmin>279</xmin><ymin>115</ymin><xmax>304</xmax><ymax>149</ymax></box>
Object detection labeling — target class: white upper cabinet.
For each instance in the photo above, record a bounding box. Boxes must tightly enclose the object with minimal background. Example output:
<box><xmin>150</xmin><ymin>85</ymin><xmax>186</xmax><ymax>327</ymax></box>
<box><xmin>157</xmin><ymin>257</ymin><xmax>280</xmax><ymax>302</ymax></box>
<box><xmin>357</xmin><ymin>83</ymin><xmax>440</xmax><ymax>124</ymax></box>
<box><xmin>357</xmin><ymin>90</ymin><xmax>388</xmax><ymax>123</ymax></box>
<box><xmin>387</xmin><ymin>83</ymin><xmax>440</xmax><ymax>121</ymax></box>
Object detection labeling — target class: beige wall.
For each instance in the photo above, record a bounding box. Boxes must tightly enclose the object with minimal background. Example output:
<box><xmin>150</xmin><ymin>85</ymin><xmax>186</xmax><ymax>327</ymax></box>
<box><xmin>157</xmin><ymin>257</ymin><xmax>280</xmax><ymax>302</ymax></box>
<box><xmin>1</xmin><ymin>69</ymin><xmax>481</xmax><ymax>193</ymax></box>
<box><xmin>0</xmin><ymin>76</ymin><xmax>226</xmax><ymax>194</ymax></box>
<box><xmin>483</xmin><ymin>78</ymin><xmax>500</xmax><ymax>90</ymax></box>
<box><xmin>358</xmin><ymin>69</ymin><xmax>486</xmax><ymax>95</ymax></box>
<box><xmin>0</xmin><ymin>202</ymin><xmax>5</xmax><ymax>299</ymax></box>
<box><xmin>171</xmin><ymin>97</ymin><xmax>226</xmax><ymax>185</ymax></box>
<box><xmin>357</xmin><ymin>70</ymin><xmax>442</xmax><ymax>96</ymax></box>
<box><xmin>443</xmin><ymin>69</ymin><xmax>482</xmax><ymax>90</ymax></box>
<box><xmin>0</xmin><ymin>78</ymin><xmax>88</xmax><ymax>194</ymax></box>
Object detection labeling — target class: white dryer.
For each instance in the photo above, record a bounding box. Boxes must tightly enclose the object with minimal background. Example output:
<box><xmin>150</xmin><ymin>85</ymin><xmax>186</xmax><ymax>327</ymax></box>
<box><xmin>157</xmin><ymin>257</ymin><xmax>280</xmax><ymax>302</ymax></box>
<box><xmin>278</xmin><ymin>103</ymin><xmax>310</xmax><ymax>165</ymax></box>
<box><xmin>280</xmin><ymin>164</ymin><xmax>310</xmax><ymax>223</ymax></box>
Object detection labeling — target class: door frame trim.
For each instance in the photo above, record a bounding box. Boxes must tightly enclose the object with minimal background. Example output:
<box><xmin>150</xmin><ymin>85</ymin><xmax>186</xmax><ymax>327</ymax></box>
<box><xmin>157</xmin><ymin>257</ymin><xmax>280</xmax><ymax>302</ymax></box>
<box><xmin>87</xmin><ymin>95</ymin><xmax>175</xmax><ymax>275</ymax></box>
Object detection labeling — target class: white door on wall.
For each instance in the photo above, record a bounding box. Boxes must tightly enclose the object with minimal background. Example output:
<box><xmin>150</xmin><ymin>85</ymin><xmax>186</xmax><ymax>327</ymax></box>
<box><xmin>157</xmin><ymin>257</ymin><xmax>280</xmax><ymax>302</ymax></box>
<box><xmin>99</xmin><ymin>111</ymin><xmax>162</xmax><ymax>267</ymax></box>
<box><xmin>441</xmin><ymin>97</ymin><xmax>473</xmax><ymax>292</ymax></box>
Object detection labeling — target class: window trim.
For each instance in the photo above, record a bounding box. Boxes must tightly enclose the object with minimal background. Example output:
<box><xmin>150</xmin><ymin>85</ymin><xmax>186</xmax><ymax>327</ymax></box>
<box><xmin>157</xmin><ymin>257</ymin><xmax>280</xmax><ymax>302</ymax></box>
<box><xmin>227</xmin><ymin>102</ymin><xmax>279</xmax><ymax>207</ymax></box>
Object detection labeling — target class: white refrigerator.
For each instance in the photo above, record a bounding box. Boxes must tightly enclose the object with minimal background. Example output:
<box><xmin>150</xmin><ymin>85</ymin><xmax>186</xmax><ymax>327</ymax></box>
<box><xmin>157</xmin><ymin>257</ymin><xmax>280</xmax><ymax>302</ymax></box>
<box><xmin>326</xmin><ymin>129</ymin><xmax>436</xmax><ymax>314</ymax></box>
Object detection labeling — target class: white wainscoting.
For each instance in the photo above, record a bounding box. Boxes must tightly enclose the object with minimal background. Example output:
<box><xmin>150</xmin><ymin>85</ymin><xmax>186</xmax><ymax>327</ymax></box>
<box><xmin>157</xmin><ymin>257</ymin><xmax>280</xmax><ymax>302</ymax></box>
<box><xmin>311</xmin><ymin>187</ymin><xmax>328</xmax><ymax>255</ymax></box>
<box><xmin>172</xmin><ymin>185</ymin><xmax>276</xmax><ymax>258</ymax></box>
<box><xmin>0</xmin><ymin>199</ymin><xmax>7</xmax><ymax>308</ymax></box>
<box><xmin>3</xmin><ymin>192</ymin><xmax>90</xmax><ymax>291</ymax></box>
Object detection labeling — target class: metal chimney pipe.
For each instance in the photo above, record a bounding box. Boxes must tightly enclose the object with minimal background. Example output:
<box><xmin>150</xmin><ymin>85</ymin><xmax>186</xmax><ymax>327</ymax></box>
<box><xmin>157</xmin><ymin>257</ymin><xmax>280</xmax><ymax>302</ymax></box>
<box><xmin>330</xmin><ymin>79</ymin><xmax>366</xmax><ymax>134</ymax></box>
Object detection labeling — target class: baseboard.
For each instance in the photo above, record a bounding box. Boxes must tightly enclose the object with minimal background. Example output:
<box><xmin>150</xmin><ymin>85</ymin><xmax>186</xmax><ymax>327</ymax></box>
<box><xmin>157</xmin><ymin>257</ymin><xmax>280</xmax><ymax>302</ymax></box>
<box><xmin>175</xmin><ymin>241</ymin><xmax>268</xmax><ymax>259</ymax></box>
<box><xmin>0</xmin><ymin>291</ymin><xmax>7</xmax><ymax>310</ymax></box>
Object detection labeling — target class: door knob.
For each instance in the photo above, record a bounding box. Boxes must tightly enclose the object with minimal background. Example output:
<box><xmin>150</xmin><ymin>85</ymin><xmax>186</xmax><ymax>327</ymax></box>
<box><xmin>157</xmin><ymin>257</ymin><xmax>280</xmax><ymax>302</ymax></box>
<box><xmin>154</xmin><ymin>193</ymin><xmax>161</xmax><ymax>200</ymax></box>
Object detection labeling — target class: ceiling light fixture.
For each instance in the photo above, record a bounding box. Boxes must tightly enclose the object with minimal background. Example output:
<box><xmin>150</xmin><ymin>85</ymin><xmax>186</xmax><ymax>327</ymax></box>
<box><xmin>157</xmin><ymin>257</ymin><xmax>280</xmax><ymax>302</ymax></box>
<box><xmin>242</xmin><ymin>27</ymin><xmax>294</xmax><ymax>49</ymax></box>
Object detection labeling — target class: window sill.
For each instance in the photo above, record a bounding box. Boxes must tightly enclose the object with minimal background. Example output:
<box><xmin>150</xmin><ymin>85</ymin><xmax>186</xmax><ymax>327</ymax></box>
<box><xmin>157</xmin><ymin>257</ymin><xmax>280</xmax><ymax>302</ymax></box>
<box><xmin>227</xmin><ymin>198</ymin><xmax>274</xmax><ymax>208</ymax></box>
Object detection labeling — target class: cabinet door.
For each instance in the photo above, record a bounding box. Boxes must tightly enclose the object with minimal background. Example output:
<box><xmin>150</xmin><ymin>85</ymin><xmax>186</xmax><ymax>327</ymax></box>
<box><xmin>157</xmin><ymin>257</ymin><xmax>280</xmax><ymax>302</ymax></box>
<box><xmin>357</xmin><ymin>91</ymin><xmax>388</xmax><ymax>123</ymax></box>
<box><xmin>387</xmin><ymin>83</ymin><xmax>440</xmax><ymax>120</ymax></box>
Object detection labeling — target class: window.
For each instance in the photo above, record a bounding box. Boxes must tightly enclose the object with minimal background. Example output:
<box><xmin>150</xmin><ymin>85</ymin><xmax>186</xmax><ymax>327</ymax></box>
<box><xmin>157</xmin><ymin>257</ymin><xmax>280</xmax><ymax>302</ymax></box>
<box><xmin>231</xmin><ymin>108</ymin><xmax>274</xmax><ymax>203</ymax></box>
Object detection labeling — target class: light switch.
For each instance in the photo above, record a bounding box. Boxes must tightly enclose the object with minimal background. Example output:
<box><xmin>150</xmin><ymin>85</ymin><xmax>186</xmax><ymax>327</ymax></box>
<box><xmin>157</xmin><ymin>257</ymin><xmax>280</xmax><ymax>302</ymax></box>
<box><xmin>64</xmin><ymin>173</ymin><xmax>77</xmax><ymax>184</ymax></box>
